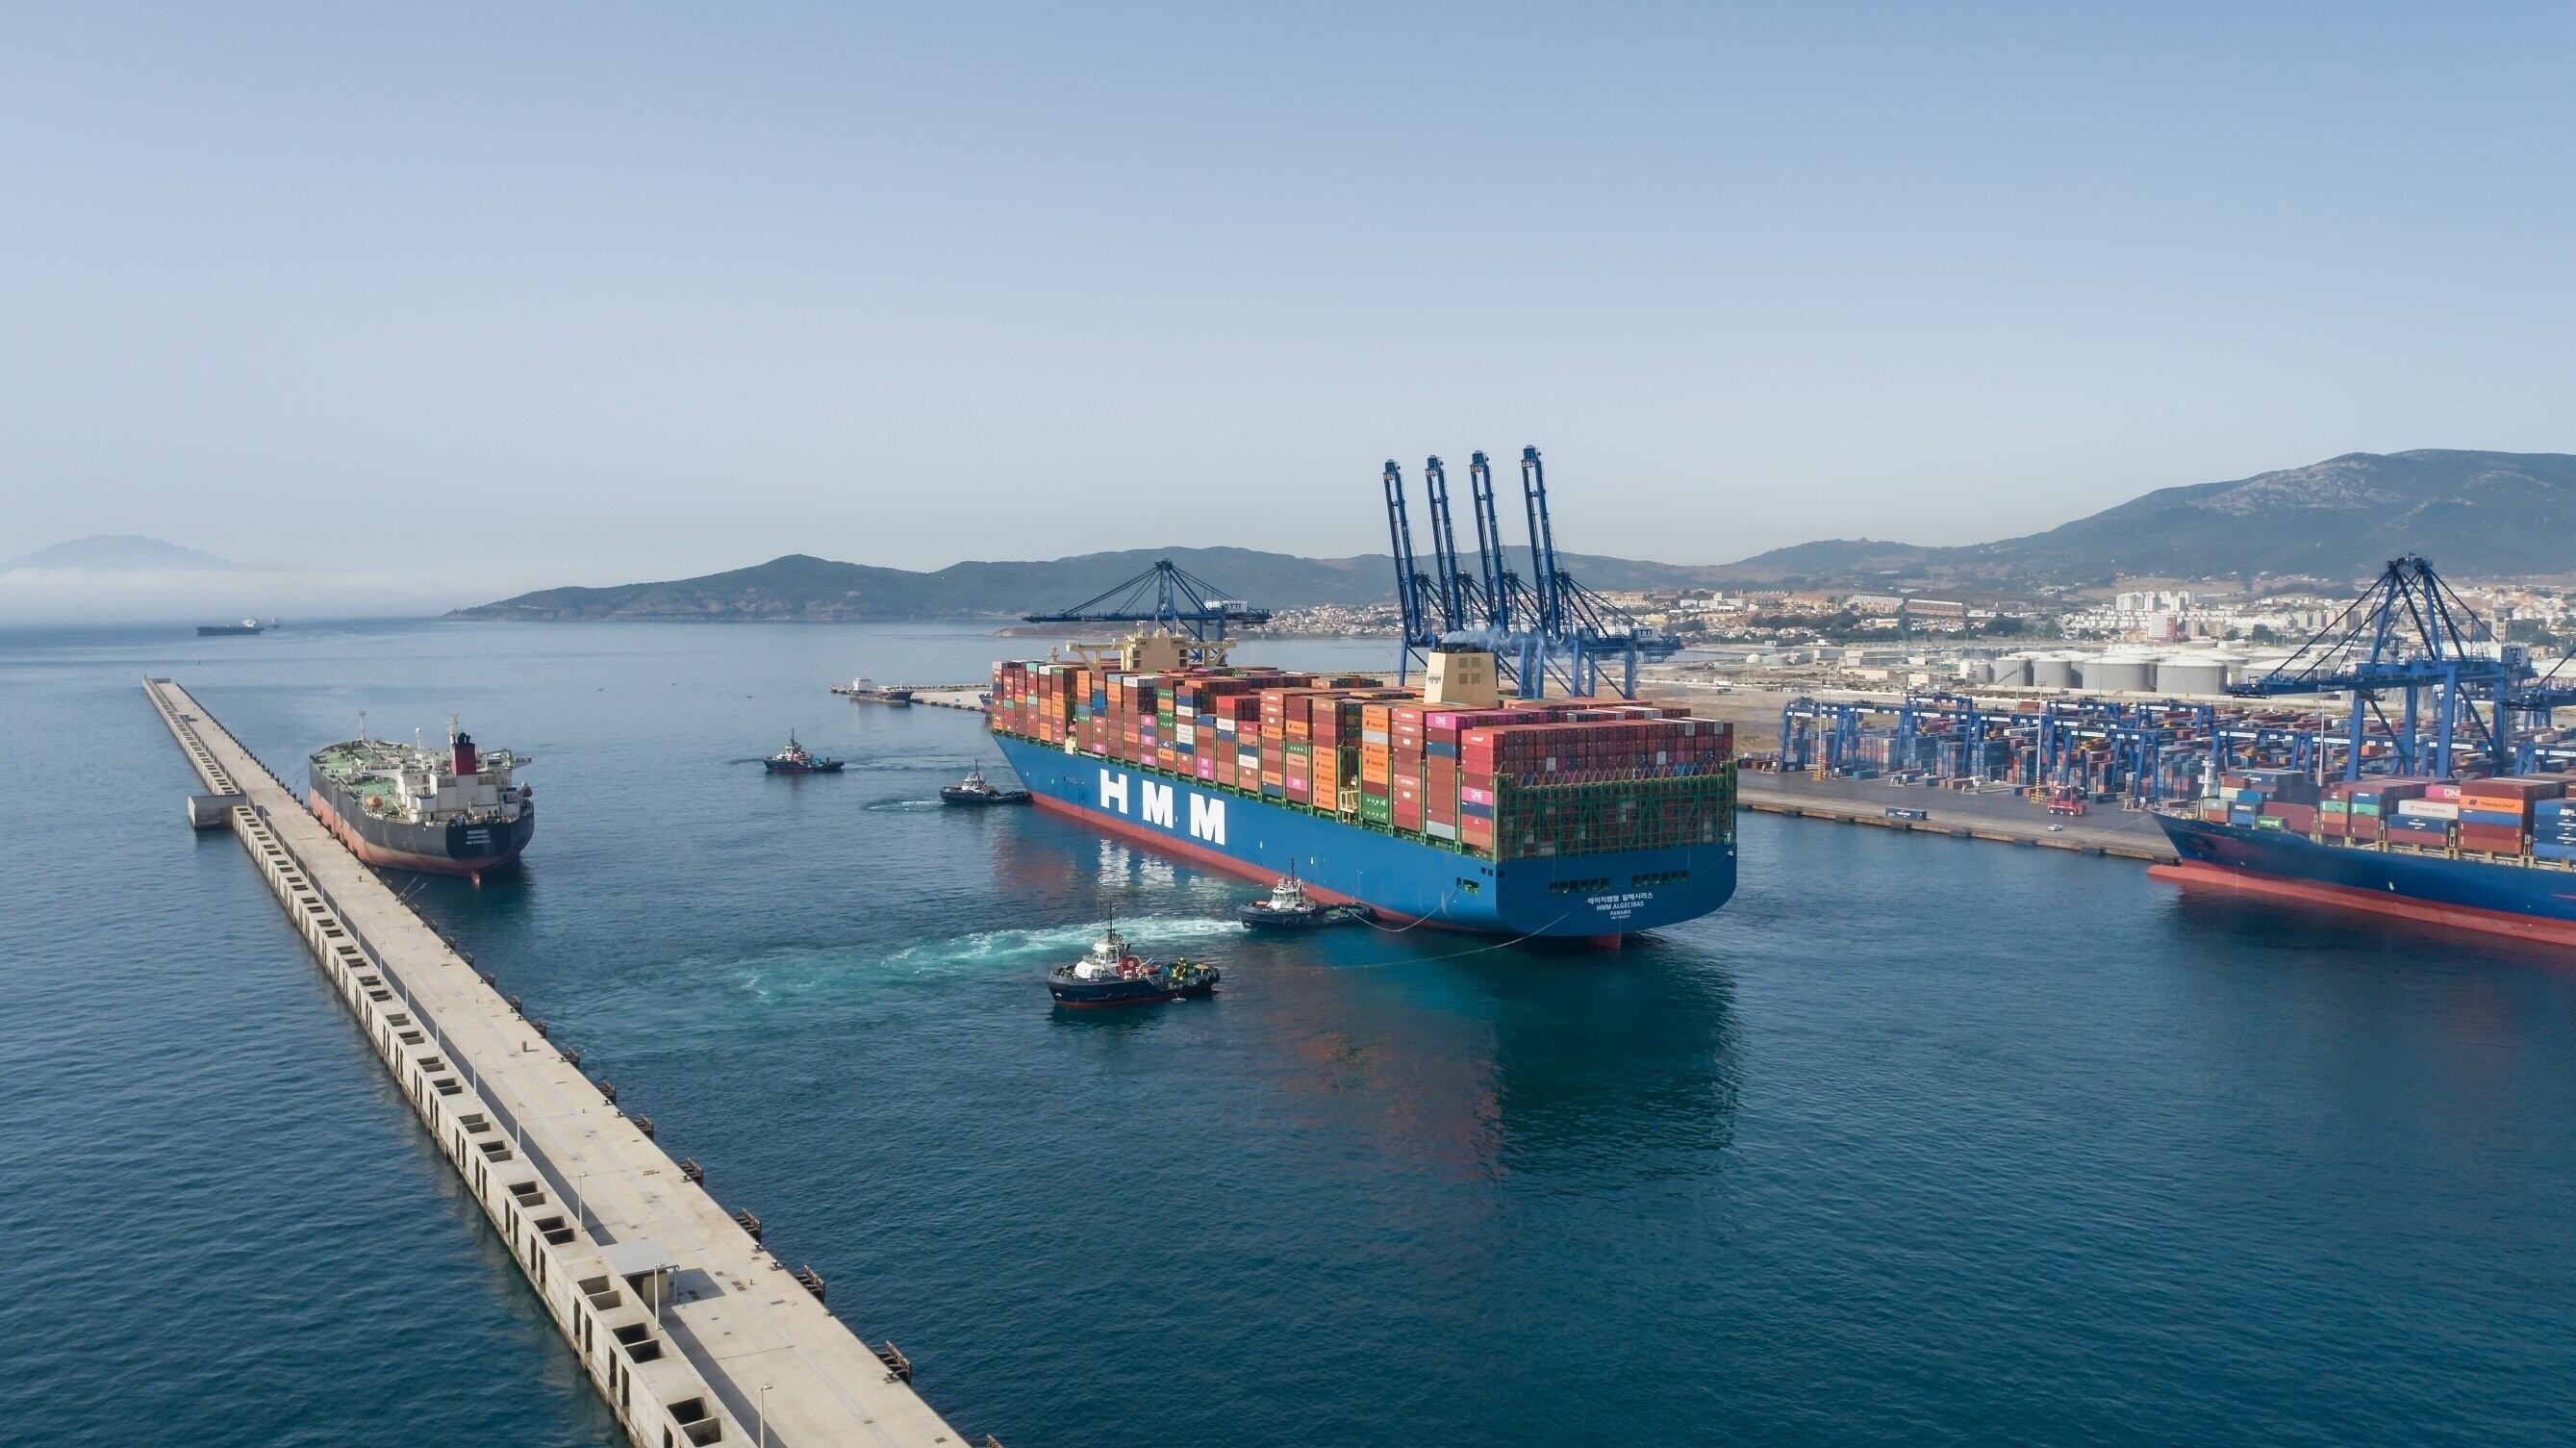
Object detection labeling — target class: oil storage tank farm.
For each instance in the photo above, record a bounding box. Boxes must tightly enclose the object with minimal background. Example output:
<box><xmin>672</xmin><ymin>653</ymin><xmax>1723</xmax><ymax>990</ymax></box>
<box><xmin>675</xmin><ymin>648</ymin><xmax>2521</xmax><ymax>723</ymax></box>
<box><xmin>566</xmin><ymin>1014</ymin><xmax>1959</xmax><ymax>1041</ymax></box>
<box><xmin>2030</xmin><ymin>652</ymin><xmax>2080</xmax><ymax>691</ymax></box>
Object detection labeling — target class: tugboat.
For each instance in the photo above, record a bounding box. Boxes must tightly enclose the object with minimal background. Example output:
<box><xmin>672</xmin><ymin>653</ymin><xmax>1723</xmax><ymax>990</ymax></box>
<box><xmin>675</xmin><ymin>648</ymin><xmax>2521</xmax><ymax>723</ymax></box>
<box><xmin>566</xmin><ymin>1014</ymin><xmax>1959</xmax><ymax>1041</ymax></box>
<box><xmin>1046</xmin><ymin>926</ymin><xmax>1220</xmax><ymax>1008</ymax></box>
<box><xmin>1237</xmin><ymin>870</ymin><xmax>1373</xmax><ymax>930</ymax></box>
<box><xmin>941</xmin><ymin>765</ymin><xmax>1030</xmax><ymax>806</ymax></box>
<box><xmin>763</xmin><ymin>730</ymin><xmax>845</xmax><ymax>774</ymax></box>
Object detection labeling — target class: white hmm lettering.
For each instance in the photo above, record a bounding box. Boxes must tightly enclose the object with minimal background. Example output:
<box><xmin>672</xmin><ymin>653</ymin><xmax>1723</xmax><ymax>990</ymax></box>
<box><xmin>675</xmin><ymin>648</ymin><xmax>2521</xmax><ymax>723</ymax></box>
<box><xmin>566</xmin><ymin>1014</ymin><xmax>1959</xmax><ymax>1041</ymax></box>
<box><xmin>1187</xmin><ymin>795</ymin><xmax>1226</xmax><ymax>846</ymax></box>
<box><xmin>1099</xmin><ymin>770</ymin><xmax>1129</xmax><ymax>815</ymax></box>
<box><xmin>1140</xmin><ymin>780</ymin><xmax>1176</xmax><ymax>829</ymax></box>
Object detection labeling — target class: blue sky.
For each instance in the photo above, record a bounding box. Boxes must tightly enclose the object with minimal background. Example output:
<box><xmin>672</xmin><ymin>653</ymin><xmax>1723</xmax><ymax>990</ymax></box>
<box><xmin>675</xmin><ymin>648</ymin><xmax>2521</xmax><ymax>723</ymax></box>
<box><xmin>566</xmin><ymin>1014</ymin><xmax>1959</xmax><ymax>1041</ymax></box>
<box><xmin>3</xmin><ymin>4</ymin><xmax>2570</xmax><ymax>589</ymax></box>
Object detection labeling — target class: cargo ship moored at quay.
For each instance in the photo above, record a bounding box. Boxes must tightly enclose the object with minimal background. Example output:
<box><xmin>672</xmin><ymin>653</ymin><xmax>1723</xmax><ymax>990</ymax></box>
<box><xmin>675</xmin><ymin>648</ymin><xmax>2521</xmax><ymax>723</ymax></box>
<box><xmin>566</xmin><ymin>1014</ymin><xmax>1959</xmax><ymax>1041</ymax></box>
<box><xmin>989</xmin><ymin>638</ymin><xmax>1736</xmax><ymax>943</ymax></box>
<box><xmin>308</xmin><ymin>724</ymin><xmax>534</xmax><ymax>879</ymax></box>
<box><xmin>2152</xmin><ymin>769</ymin><xmax>2576</xmax><ymax>949</ymax></box>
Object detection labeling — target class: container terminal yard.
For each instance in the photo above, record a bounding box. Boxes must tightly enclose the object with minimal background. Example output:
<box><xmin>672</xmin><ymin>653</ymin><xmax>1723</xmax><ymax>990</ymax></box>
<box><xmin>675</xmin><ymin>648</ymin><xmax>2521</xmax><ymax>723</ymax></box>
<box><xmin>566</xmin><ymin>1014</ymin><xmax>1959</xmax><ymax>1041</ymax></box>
<box><xmin>929</xmin><ymin>546</ymin><xmax>2576</xmax><ymax>900</ymax></box>
<box><xmin>1756</xmin><ymin>563</ymin><xmax>2576</xmax><ymax>794</ymax></box>
<box><xmin>144</xmin><ymin>678</ymin><xmax>987</xmax><ymax>1448</ymax></box>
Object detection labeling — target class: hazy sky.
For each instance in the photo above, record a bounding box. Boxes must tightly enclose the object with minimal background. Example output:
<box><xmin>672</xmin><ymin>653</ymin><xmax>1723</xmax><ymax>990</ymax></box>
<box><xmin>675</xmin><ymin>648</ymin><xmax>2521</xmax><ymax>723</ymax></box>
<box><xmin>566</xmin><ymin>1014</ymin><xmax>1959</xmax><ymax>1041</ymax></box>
<box><xmin>5</xmin><ymin>4</ymin><xmax>2571</xmax><ymax>594</ymax></box>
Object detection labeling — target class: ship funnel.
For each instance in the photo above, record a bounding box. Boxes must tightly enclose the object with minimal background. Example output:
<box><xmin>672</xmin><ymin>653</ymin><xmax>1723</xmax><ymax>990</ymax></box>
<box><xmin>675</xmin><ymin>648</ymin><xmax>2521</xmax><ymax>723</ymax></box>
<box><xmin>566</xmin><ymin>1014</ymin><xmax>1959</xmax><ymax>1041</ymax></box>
<box><xmin>452</xmin><ymin>731</ymin><xmax>478</xmax><ymax>777</ymax></box>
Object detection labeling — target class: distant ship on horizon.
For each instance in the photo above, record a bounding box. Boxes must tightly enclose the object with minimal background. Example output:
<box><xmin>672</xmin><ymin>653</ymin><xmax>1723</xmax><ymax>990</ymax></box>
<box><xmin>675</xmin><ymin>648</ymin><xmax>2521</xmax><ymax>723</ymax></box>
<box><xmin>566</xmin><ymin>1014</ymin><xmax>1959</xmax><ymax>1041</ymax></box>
<box><xmin>197</xmin><ymin>617</ymin><xmax>266</xmax><ymax>636</ymax></box>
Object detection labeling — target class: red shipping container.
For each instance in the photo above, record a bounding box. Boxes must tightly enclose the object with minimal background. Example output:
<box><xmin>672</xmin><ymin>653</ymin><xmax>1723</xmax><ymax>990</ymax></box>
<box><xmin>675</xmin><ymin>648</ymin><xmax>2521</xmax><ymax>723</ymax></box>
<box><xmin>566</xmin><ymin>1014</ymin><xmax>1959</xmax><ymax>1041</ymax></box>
<box><xmin>2261</xmin><ymin>803</ymin><xmax>2318</xmax><ymax>831</ymax></box>
<box><xmin>2462</xmin><ymin>776</ymin><xmax>2561</xmax><ymax>800</ymax></box>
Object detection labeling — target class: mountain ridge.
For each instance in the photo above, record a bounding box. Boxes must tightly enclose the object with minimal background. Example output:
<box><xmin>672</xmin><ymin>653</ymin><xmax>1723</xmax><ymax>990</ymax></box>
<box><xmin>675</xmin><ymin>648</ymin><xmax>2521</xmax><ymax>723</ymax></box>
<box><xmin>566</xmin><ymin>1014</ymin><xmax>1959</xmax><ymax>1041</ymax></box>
<box><xmin>1715</xmin><ymin>449</ymin><xmax>2576</xmax><ymax>587</ymax></box>
<box><xmin>447</xmin><ymin>448</ymin><xmax>2576</xmax><ymax>620</ymax></box>
<box><xmin>2</xmin><ymin>534</ymin><xmax>236</xmax><ymax>573</ymax></box>
<box><xmin>446</xmin><ymin>546</ymin><xmax>1738</xmax><ymax>622</ymax></box>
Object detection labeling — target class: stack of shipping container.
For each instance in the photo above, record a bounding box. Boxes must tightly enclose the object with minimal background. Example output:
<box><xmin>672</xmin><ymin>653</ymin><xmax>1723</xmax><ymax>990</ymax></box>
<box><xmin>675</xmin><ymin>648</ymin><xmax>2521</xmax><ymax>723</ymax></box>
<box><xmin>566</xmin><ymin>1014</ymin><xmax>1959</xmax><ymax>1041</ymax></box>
<box><xmin>990</xmin><ymin>660</ymin><xmax>1734</xmax><ymax>863</ymax></box>
<box><xmin>2534</xmin><ymin>795</ymin><xmax>2576</xmax><ymax>862</ymax></box>
<box><xmin>2199</xmin><ymin>768</ymin><xmax>2319</xmax><ymax>831</ymax></box>
<box><xmin>2196</xmin><ymin>770</ymin><xmax>2576</xmax><ymax>858</ymax></box>
<box><xmin>2457</xmin><ymin>777</ymin><xmax>2563</xmax><ymax>856</ymax></box>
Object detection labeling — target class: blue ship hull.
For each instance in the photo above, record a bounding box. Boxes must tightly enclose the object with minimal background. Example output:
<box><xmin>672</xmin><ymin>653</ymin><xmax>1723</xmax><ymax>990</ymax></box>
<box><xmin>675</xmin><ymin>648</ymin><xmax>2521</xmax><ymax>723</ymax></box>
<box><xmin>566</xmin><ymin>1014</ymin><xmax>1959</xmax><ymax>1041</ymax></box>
<box><xmin>994</xmin><ymin>734</ymin><xmax>1736</xmax><ymax>940</ymax></box>
<box><xmin>2152</xmin><ymin>814</ymin><xmax>2576</xmax><ymax>948</ymax></box>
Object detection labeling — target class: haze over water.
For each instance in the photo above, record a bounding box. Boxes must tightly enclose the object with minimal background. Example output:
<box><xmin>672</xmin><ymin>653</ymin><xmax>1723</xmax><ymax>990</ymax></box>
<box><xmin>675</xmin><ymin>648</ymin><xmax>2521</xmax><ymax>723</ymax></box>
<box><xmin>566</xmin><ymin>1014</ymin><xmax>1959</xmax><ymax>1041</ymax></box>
<box><xmin>7</xmin><ymin>620</ymin><xmax>2574</xmax><ymax>1446</ymax></box>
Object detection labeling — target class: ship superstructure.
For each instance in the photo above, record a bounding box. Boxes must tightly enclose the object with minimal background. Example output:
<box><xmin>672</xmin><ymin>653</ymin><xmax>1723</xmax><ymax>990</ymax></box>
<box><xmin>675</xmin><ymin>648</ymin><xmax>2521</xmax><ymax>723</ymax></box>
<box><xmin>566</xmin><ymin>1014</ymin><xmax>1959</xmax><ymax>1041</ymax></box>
<box><xmin>308</xmin><ymin>721</ymin><xmax>534</xmax><ymax>878</ymax></box>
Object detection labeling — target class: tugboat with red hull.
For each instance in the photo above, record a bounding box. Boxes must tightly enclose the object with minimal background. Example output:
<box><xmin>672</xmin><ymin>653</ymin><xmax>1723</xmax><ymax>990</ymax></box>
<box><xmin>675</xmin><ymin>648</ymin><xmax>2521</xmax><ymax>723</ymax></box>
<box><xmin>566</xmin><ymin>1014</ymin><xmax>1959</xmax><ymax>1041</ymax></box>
<box><xmin>1046</xmin><ymin>927</ymin><xmax>1220</xmax><ymax>1008</ymax></box>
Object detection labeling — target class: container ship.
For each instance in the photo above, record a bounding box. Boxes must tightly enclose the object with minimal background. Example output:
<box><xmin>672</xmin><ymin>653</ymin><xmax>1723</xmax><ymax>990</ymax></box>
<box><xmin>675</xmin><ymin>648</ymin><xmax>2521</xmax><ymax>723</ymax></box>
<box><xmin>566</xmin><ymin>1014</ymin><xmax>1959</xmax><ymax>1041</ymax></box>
<box><xmin>308</xmin><ymin>724</ymin><xmax>534</xmax><ymax>879</ymax></box>
<box><xmin>988</xmin><ymin>639</ymin><xmax>1735</xmax><ymax>942</ymax></box>
<box><xmin>2152</xmin><ymin>768</ymin><xmax>2576</xmax><ymax>948</ymax></box>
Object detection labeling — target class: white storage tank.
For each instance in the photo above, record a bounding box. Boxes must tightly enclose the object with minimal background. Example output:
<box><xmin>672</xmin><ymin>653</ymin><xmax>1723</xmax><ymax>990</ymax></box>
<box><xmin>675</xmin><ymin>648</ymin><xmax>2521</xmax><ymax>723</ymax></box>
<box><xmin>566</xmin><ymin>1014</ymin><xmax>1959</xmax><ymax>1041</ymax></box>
<box><xmin>2235</xmin><ymin>652</ymin><xmax>2296</xmax><ymax>688</ymax></box>
<box><xmin>2159</xmin><ymin>652</ymin><xmax>2230</xmax><ymax>696</ymax></box>
<box><xmin>2085</xmin><ymin>652</ymin><xmax>2157</xmax><ymax>693</ymax></box>
<box><xmin>2029</xmin><ymin>654</ymin><xmax>2078</xmax><ymax>690</ymax></box>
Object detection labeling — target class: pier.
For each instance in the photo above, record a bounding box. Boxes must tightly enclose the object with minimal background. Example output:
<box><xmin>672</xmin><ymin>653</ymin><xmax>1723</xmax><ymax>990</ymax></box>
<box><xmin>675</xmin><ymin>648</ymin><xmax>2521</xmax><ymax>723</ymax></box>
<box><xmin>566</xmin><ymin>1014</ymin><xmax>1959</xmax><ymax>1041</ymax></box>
<box><xmin>830</xmin><ymin>681</ymin><xmax>988</xmax><ymax>712</ymax></box>
<box><xmin>1739</xmin><ymin>773</ymin><xmax>2177</xmax><ymax>861</ymax></box>
<box><xmin>144</xmin><ymin>679</ymin><xmax>989</xmax><ymax>1448</ymax></box>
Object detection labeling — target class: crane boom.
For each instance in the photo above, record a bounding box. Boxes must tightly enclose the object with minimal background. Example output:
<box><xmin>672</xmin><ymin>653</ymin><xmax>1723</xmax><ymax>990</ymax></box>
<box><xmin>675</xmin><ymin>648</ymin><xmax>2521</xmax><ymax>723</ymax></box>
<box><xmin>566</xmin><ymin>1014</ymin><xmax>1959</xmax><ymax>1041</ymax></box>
<box><xmin>1520</xmin><ymin>445</ymin><xmax>1563</xmax><ymax>636</ymax></box>
<box><xmin>1467</xmin><ymin>451</ymin><xmax>1511</xmax><ymax>632</ymax></box>
<box><xmin>1382</xmin><ymin>460</ymin><xmax>1431</xmax><ymax>673</ymax></box>
<box><xmin>1423</xmin><ymin>455</ymin><xmax>1471</xmax><ymax>634</ymax></box>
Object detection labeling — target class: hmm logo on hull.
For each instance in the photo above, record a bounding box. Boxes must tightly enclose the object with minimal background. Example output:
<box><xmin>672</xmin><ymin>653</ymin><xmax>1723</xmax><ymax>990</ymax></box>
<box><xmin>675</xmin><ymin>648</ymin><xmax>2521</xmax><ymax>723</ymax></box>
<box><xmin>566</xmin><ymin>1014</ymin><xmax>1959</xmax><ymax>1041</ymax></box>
<box><xmin>1099</xmin><ymin>770</ymin><xmax>1225</xmax><ymax>847</ymax></box>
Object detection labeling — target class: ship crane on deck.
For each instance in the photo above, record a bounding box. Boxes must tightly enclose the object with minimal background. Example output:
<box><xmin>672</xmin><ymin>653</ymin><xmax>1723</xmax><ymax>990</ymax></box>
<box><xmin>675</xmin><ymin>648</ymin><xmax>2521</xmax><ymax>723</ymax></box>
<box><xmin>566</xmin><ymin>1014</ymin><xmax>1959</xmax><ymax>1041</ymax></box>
<box><xmin>2227</xmin><ymin>554</ymin><xmax>2525</xmax><ymax>779</ymax></box>
<box><xmin>1382</xmin><ymin>446</ymin><xmax>1681</xmax><ymax>699</ymax></box>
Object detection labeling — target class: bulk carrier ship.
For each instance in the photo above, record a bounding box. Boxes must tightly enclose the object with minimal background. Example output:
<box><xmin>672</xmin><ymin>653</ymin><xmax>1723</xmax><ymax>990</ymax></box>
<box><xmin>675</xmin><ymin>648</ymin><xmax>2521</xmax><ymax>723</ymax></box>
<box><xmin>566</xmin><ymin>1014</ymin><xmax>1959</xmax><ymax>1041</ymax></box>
<box><xmin>2153</xmin><ymin>769</ymin><xmax>2576</xmax><ymax>948</ymax></box>
<box><xmin>988</xmin><ymin>637</ymin><xmax>1735</xmax><ymax>942</ymax></box>
<box><xmin>308</xmin><ymin>724</ymin><xmax>534</xmax><ymax>879</ymax></box>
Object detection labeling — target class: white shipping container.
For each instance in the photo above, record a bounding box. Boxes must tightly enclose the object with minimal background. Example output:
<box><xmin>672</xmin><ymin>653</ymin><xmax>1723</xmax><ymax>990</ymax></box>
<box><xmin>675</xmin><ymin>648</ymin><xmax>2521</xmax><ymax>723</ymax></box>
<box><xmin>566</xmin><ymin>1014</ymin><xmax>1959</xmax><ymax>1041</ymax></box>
<box><xmin>2396</xmin><ymin>800</ymin><xmax>2462</xmax><ymax>820</ymax></box>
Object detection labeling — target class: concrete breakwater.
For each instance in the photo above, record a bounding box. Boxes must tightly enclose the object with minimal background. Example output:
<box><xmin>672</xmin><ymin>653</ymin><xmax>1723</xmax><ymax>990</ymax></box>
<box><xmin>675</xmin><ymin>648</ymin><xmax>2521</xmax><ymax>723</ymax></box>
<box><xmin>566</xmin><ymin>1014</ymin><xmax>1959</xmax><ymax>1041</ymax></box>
<box><xmin>145</xmin><ymin>678</ymin><xmax>989</xmax><ymax>1448</ymax></box>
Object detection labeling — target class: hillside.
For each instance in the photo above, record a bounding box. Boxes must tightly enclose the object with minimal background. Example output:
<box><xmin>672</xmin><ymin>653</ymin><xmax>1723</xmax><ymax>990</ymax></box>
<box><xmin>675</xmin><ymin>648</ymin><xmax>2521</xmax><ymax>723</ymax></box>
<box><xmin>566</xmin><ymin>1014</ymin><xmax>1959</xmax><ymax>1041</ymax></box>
<box><xmin>448</xmin><ymin>546</ymin><xmax>1733</xmax><ymax>622</ymax></box>
<box><xmin>2</xmin><ymin>535</ymin><xmax>235</xmax><ymax>572</ymax></box>
<box><xmin>1718</xmin><ymin>450</ymin><xmax>2576</xmax><ymax>588</ymax></box>
<box><xmin>451</xmin><ymin>448</ymin><xmax>2576</xmax><ymax>620</ymax></box>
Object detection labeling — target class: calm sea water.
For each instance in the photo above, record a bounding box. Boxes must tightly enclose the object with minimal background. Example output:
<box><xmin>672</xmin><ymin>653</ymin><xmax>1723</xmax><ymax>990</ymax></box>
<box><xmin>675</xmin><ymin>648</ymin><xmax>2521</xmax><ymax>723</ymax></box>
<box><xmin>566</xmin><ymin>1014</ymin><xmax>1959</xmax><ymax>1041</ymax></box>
<box><xmin>6</xmin><ymin>619</ymin><xmax>2575</xmax><ymax>1447</ymax></box>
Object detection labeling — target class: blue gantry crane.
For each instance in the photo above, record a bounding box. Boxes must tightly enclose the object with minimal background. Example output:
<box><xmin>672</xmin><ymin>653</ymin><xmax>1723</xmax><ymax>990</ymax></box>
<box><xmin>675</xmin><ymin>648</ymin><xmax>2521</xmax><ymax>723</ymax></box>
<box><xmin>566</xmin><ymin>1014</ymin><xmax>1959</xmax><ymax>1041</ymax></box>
<box><xmin>1771</xmin><ymin>562</ymin><xmax>2576</xmax><ymax>802</ymax></box>
<box><xmin>1023</xmin><ymin>558</ymin><xmax>1273</xmax><ymax>665</ymax></box>
<box><xmin>2228</xmin><ymin>554</ymin><xmax>2525</xmax><ymax>779</ymax></box>
<box><xmin>1382</xmin><ymin>446</ymin><xmax>1681</xmax><ymax>698</ymax></box>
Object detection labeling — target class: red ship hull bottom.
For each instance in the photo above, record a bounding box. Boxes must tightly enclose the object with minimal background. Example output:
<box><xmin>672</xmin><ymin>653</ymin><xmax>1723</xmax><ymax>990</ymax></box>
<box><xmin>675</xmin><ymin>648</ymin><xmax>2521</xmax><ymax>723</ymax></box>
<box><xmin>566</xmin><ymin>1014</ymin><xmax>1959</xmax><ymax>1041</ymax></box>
<box><xmin>2149</xmin><ymin>859</ymin><xmax>2576</xmax><ymax>950</ymax></box>
<box><xmin>311</xmin><ymin>792</ymin><xmax>525</xmax><ymax>881</ymax></box>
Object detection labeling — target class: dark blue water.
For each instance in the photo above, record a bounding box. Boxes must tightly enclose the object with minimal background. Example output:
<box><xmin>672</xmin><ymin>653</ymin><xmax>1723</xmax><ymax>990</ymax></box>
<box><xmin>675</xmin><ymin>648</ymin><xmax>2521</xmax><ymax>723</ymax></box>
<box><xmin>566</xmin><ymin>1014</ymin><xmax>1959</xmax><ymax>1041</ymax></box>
<box><xmin>8</xmin><ymin>621</ymin><xmax>2575</xmax><ymax>1447</ymax></box>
